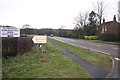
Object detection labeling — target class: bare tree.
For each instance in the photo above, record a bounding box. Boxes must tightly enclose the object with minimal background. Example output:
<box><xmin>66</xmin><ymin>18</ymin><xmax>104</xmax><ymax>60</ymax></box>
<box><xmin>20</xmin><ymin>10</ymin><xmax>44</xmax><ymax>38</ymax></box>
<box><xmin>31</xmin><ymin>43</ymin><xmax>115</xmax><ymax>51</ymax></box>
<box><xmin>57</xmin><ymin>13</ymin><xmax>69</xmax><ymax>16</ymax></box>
<box><xmin>93</xmin><ymin>1</ymin><xmax>107</xmax><ymax>25</ymax></box>
<box><xmin>60</xmin><ymin>25</ymin><xmax>65</xmax><ymax>29</ymax></box>
<box><xmin>22</xmin><ymin>24</ymin><xmax>31</xmax><ymax>35</ymax></box>
<box><xmin>22</xmin><ymin>24</ymin><xmax>31</xmax><ymax>29</ymax></box>
<box><xmin>118</xmin><ymin>0</ymin><xmax>120</xmax><ymax>22</ymax></box>
<box><xmin>74</xmin><ymin>12</ymin><xmax>88</xmax><ymax>28</ymax></box>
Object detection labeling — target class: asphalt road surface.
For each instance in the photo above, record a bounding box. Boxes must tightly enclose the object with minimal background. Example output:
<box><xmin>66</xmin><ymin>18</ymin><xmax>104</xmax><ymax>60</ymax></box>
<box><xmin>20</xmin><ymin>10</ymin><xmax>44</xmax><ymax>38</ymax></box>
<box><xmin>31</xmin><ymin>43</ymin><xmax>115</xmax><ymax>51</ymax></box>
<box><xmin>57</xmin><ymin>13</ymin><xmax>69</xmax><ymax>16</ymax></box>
<box><xmin>50</xmin><ymin>37</ymin><xmax>119</xmax><ymax>59</ymax></box>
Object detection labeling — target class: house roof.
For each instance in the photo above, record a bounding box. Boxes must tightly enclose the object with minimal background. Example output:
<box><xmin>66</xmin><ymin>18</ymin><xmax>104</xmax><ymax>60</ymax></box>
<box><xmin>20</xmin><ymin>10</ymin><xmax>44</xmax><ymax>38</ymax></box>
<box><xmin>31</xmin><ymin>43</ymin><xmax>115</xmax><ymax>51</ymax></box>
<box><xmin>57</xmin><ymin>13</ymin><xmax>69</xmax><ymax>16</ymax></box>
<box><xmin>101</xmin><ymin>20</ymin><xmax>120</xmax><ymax>26</ymax></box>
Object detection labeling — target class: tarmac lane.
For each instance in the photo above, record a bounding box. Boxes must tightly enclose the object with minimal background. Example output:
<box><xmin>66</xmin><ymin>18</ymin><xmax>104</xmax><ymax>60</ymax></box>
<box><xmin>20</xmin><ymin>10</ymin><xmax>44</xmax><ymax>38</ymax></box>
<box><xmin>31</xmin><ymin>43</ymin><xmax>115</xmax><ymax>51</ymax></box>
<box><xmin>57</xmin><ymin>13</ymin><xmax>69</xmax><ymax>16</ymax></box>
<box><xmin>50</xmin><ymin>37</ymin><xmax>119</xmax><ymax>58</ymax></box>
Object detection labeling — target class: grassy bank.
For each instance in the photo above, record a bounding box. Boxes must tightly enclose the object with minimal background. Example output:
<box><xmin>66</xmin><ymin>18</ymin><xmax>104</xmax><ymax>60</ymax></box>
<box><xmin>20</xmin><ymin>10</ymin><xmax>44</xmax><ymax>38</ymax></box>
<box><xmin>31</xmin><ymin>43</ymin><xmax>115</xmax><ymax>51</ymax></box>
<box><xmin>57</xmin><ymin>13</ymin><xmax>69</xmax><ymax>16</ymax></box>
<box><xmin>50</xmin><ymin>38</ymin><xmax>112</xmax><ymax>71</ymax></box>
<box><xmin>3</xmin><ymin>42</ymin><xmax>92</xmax><ymax>78</ymax></box>
<box><xmin>0</xmin><ymin>59</ymin><xmax>2</xmax><ymax>79</ymax></box>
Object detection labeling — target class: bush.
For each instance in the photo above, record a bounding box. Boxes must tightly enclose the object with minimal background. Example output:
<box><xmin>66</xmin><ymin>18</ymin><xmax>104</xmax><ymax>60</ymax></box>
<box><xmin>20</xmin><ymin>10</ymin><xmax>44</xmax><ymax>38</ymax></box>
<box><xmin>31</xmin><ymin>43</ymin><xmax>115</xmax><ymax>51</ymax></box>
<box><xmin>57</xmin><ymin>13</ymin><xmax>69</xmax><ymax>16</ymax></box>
<box><xmin>79</xmin><ymin>36</ymin><xmax>84</xmax><ymax>39</ymax></box>
<box><xmin>71</xmin><ymin>34</ymin><xmax>78</xmax><ymax>38</ymax></box>
<box><xmin>20</xmin><ymin>34</ymin><xmax>27</xmax><ymax>37</ymax></box>
<box><xmin>84</xmin><ymin>36</ymin><xmax>89</xmax><ymax>40</ymax></box>
<box><xmin>2</xmin><ymin>38</ymin><xmax>18</xmax><ymax>58</ymax></box>
<box><xmin>84</xmin><ymin>36</ymin><xmax>99</xmax><ymax>40</ymax></box>
<box><xmin>92</xmin><ymin>36</ymin><xmax>99</xmax><ymax>40</ymax></box>
<box><xmin>19</xmin><ymin>37</ymin><xmax>34</xmax><ymax>54</ymax></box>
<box><xmin>2</xmin><ymin>37</ymin><xmax>34</xmax><ymax>58</ymax></box>
<box><xmin>88</xmin><ymin>36</ymin><xmax>93</xmax><ymax>40</ymax></box>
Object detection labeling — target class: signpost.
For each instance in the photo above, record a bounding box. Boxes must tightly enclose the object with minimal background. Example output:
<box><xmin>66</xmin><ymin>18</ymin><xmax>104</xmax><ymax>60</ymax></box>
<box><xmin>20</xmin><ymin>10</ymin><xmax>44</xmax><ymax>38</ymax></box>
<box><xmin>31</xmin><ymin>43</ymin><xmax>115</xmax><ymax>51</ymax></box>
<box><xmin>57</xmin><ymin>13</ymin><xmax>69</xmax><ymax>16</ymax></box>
<box><xmin>32</xmin><ymin>35</ymin><xmax>47</xmax><ymax>43</ymax></box>
<box><xmin>0</xmin><ymin>27</ymin><xmax>20</xmax><ymax>37</ymax></box>
<box><xmin>0</xmin><ymin>26</ymin><xmax>20</xmax><ymax>61</ymax></box>
<box><xmin>32</xmin><ymin>35</ymin><xmax>47</xmax><ymax>57</ymax></box>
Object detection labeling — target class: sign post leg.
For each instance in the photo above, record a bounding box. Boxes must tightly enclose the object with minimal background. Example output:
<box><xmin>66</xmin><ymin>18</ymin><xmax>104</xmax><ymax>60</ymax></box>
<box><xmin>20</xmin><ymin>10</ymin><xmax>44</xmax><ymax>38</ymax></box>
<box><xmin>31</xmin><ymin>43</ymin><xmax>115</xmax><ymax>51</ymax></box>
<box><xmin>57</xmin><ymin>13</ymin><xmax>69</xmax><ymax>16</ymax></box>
<box><xmin>36</xmin><ymin>44</ymin><xmax>38</xmax><ymax>57</ymax></box>
<box><xmin>41</xmin><ymin>43</ymin><xmax>43</xmax><ymax>57</ymax></box>
<box><xmin>18</xmin><ymin>38</ymin><xmax>19</xmax><ymax>61</ymax></box>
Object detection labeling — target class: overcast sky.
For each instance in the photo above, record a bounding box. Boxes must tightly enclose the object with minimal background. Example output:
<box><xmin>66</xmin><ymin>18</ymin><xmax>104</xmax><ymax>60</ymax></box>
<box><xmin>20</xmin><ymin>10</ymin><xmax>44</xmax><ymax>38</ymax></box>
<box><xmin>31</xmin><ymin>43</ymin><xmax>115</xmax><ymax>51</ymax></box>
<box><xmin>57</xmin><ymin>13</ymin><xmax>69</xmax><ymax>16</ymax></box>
<box><xmin>0</xmin><ymin>0</ymin><xmax>119</xmax><ymax>29</ymax></box>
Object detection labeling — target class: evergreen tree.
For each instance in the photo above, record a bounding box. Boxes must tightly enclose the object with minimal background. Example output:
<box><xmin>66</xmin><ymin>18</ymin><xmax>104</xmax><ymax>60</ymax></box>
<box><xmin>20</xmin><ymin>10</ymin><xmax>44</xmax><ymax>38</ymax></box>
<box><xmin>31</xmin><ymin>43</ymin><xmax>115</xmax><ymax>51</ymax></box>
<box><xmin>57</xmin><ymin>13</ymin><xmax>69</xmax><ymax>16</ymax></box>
<box><xmin>84</xmin><ymin>11</ymin><xmax>98</xmax><ymax>36</ymax></box>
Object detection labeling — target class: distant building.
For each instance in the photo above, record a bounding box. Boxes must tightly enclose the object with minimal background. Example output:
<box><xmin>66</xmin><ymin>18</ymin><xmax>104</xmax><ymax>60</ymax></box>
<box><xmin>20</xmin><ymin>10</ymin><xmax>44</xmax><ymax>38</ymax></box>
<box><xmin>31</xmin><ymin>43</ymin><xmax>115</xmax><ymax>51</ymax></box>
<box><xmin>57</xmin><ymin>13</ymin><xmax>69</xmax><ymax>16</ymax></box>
<box><xmin>118</xmin><ymin>0</ymin><xmax>120</xmax><ymax>22</ymax></box>
<box><xmin>98</xmin><ymin>16</ymin><xmax>120</xmax><ymax>41</ymax></box>
<box><xmin>89</xmin><ymin>11</ymin><xmax>99</xmax><ymax>25</ymax></box>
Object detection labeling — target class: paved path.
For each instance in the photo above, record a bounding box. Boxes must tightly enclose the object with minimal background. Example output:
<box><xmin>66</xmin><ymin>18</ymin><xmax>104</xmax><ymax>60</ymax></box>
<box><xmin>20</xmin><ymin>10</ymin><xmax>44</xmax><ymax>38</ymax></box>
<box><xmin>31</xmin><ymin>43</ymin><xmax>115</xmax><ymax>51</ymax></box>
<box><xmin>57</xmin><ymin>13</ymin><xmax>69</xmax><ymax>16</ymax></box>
<box><xmin>49</xmin><ymin>39</ymin><xmax>110</xmax><ymax>78</ymax></box>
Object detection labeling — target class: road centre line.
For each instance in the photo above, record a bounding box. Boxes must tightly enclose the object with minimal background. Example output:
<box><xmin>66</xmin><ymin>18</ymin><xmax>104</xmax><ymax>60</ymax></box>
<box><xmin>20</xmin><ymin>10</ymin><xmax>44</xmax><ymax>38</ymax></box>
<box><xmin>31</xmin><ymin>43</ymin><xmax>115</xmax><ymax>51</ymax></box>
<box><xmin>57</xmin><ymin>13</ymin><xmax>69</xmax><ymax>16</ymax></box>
<box><xmin>89</xmin><ymin>43</ymin><xmax>101</xmax><ymax>47</ymax></box>
<box><xmin>112</xmin><ymin>47</ymin><xmax>118</xmax><ymax>50</ymax></box>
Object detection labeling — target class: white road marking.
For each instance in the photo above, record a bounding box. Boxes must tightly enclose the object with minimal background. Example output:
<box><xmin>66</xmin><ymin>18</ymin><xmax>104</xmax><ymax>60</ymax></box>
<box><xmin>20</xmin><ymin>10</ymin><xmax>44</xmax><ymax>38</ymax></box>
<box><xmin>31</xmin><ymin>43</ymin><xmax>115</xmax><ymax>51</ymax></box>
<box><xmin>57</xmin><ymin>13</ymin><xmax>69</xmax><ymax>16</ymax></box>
<box><xmin>78</xmin><ymin>41</ymin><xmax>84</xmax><ymax>43</ymax></box>
<box><xmin>114</xmin><ymin>58</ymin><xmax>120</xmax><ymax>61</ymax></box>
<box><xmin>89</xmin><ymin>43</ymin><xmax>101</xmax><ymax>47</ymax></box>
<box><xmin>112</xmin><ymin>47</ymin><xmax>118</xmax><ymax>50</ymax></box>
<box><xmin>69</xmin><ymin>39</ymin><xmax>76</xmax><ymax>42</ymax></box>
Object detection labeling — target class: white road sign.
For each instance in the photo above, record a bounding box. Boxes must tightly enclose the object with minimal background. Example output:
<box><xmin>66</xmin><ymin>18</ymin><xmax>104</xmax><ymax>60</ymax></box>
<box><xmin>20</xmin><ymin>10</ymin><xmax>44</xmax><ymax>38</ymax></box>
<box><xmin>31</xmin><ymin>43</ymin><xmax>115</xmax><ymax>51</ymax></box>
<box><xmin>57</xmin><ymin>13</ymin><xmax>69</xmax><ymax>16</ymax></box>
<box><xmin>0</xmin><ymin>27</ymin><xmax>20</xmax><ymax>37</ymax></box>
<box><xmin>32</xmin><ymin>35</ymin><xmax>47</xmax><ymax>43</ymax></box>
<box><xmin>0</xmin><ymin>27</ymin><xmax>7</xmax><ymax>37</ymax></box>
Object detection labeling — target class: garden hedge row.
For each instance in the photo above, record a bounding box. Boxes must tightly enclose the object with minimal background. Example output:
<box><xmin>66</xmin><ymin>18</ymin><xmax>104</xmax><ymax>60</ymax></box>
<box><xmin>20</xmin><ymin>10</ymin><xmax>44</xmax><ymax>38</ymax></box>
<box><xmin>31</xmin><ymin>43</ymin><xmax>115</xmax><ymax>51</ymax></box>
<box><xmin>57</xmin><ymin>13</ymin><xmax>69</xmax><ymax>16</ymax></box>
<box><xmin>2</xmin><ymin>37</ymin><xmax>34</xmax><ymax>58</ymax></box>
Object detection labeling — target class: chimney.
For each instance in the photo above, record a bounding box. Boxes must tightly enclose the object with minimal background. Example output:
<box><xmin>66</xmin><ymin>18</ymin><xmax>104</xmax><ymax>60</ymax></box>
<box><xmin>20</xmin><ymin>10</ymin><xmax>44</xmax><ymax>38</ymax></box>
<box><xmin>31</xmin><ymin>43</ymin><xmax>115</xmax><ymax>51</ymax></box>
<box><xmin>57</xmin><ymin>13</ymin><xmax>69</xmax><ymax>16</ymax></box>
<box><xmin>113</xmin><ymin>15</ymin><xmax>116</xmax><ymax>21</ymax></box>
<box><xmin>103</xmin><ymin>18</ymin><xmax>105</xmax><ymax>23</ymax></box>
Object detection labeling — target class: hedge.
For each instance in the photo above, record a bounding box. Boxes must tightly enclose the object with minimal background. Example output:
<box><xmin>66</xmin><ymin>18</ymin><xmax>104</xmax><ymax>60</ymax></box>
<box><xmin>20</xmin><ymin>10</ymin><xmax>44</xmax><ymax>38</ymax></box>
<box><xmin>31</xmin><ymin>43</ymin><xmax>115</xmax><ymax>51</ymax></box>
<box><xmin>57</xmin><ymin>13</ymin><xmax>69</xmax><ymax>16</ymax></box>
<box><xmin>2</xmin><ymin>37</ymin><xmax>34</xmax><ymax>58</ymax></box>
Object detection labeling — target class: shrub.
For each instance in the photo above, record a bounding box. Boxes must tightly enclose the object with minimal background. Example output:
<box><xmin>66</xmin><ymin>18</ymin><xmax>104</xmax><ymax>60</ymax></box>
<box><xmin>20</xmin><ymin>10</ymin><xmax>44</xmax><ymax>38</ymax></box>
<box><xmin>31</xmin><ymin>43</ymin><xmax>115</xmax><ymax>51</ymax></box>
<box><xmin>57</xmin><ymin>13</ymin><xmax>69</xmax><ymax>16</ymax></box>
<box><xmin>79</xmin><ymin>36</ymin><xmax>84</xmax><ymax>39</ymax></box>
<box><xmin>19</xmin><ymin>37</ymin><xmax>34</xmax><ymax>54</ymax></box>
<box><xmin>84</xmin><ymin>36</ymin><xmax>99</xmax><ymax>40</ymax></box>
<box><xmin>2</xmin><ymin>37</ymin><xmax>34</xmax><ymax>58</ymax></box>
<box><xmin>88</xmin><ymin>36</ymin><xmax>93</xmax><ymax>40</ymax></box>
<box><xmin>2</xmin><ymin>38</ymin><xmax>18</xmax><ymax>58</ymax></box>
<box><xmin>71</xmin><ymin>34</ymin><xmax>78</xmax><ymax>38</ymax></box>
<box><xmin>92</xmin><ymin>36</ymin><xmax>99</xmax><ymax>40</ymax></box>
<box><xmin>84</xmin><ymin>36</ymin><xmax>89</xmax><ymax>40</ymax></box>
<box><xmin>20</xmin><ymin>34</ymin><xmax>27</xmax><ymax>37</ymax></box>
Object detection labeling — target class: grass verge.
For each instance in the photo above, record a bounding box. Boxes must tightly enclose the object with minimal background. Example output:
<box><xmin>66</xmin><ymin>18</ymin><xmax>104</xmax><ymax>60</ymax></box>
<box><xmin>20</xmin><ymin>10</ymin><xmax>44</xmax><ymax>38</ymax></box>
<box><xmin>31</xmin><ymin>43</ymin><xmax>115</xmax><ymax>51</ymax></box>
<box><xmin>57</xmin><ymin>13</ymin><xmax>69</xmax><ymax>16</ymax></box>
<box><xmin>50</xmin><ymin>38</ymin><xmax>112</xmax><ymax>71</ymax></box>
<box><xmin>2</xmin><ymin>42</ymin><xmax>92</xmax><ymax>78</ymax></box>
<box><xmin>0</xmin><ymin>59</ymin><xmax>2</xmax><ymax>79</ymax></box>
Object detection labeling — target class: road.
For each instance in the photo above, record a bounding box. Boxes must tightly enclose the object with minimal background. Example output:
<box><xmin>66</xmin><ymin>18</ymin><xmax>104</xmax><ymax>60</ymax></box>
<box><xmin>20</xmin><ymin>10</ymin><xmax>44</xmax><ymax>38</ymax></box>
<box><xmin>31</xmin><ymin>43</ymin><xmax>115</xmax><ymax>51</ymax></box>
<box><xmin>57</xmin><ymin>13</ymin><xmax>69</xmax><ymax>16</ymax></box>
<box><xmin>50</xmin><ymin>36</ymin><xmax>119</xmax><ymax>78</ymax></box>
<box><xmin>50</xmin><ymin>37</ymin><xmax>119</xmax><ymax>59</ymax></box>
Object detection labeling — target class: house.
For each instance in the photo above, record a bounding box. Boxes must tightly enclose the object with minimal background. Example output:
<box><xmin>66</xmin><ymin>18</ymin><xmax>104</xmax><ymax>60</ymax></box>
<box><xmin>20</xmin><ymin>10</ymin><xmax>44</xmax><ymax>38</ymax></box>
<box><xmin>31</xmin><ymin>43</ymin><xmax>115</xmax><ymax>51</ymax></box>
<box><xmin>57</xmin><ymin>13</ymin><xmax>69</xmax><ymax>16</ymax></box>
<box><xmin>98</xmin><ymin>16</ymin><xmax>120</xmax><ymax>41</ymax></box>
